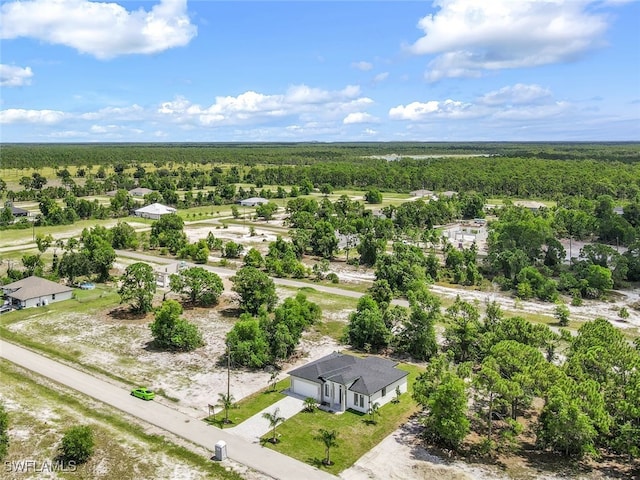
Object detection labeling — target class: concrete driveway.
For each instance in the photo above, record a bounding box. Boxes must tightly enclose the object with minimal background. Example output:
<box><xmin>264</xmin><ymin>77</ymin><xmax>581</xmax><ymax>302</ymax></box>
<box><xmin>229</xmin><ymin>393</ymin><xmax>306</xmax><ymax>442</ymax></box>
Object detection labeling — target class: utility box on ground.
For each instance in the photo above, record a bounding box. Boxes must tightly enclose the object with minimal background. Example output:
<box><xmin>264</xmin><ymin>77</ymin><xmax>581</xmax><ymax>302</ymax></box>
<box><xmin>215</xmin><ymin>440</ymin><xmax>227</xmax><ymax>461</ymax></box>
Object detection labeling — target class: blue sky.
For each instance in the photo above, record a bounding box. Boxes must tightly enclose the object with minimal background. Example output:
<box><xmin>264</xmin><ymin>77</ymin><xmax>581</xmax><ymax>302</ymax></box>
<box><xmin>1</xmin><ymin>0</ymin><xmax>639</xmax><ymax>142</ymax></box>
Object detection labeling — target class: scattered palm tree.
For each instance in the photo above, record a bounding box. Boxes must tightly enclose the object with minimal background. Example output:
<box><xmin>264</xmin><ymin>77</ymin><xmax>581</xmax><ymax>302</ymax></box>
<box><xmin>304</xmin><ymin>397</ymin><xmax>318</xmax><ymax>412</ymax></box>
<box><xmin>262</xmin><ymin>407</ymin><xmax>285</xmax><ymax>443</ymax></box>
<box><xmin>268</xmin><ymin>370</ymin><xmax>279</xmax><ymax>392</ymax></box>
<box><xmin>217</xmin><ymin>392</ymin><xmax>235</xmax><ymax>424</ymax></box>
<box><xmin>368</xmin><ymin>401</ymin><xmax>380</xmax><ymax>424</ymax></box>
<box><xmin>318</xmin><ymin>429</ymin><xmax>339</xmax><ymax>466</ymax></box>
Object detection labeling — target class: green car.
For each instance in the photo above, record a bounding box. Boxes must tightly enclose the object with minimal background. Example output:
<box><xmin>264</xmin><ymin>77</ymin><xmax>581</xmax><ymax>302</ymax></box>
<box><xmin>131</xmin><ymin>387</ymin><xmax>155</xmax><ymax>401</ymax></box>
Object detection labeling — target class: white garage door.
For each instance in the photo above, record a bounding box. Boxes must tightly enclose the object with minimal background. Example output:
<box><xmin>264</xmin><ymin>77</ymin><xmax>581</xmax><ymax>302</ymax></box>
<box><xmin>292</xmin><ymin>378</ymin><xmax>319</xmax><ymax>399</ymax></box>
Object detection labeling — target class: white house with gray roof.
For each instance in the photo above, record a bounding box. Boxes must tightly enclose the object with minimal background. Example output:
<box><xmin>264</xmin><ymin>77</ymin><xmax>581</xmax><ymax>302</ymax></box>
<box><xmin>2</xmin><ymin>276</ymin><xmax>73</xmax><ymax>309</ymax></box>
<box><xmin>288</xmin><ymin>352</ymin><xmax>408</xmax><ymax>413</ymax></box>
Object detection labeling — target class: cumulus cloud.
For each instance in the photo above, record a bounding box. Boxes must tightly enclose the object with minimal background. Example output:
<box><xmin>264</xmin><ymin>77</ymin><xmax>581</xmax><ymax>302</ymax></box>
<box><xmin>0</xmin><ymin>108</ymin><xmax>66</xmax><ymax>124</ymax></box>
<box><xmin>409</xmin><ymin>0</ymin><xmax>612</xmax><ymax>81</ymax></box>
<box><xmin>352</xmin><ymin>61</ymin><xmax>373</xmax><ymax>71</ymax></box>
<box><xmin>389</xmin><ymin>99</ymin><xmax>473</xmax><ymax>120</ymax></box>
<box><xmin>0</xmin><ymin>64</ymin><xmax>33</xmax><ymax>86</ymax></box>
<box><xmin>343</xmin><ymin>112</ymin><xmax>377</xmax><ymax>124</ymax></box>
<box><xmin>159</xmin><ymin>84</ymin><xmax>372</xmax><ymax>126</ymax></box>
<box><xmin>0</xmin><ymin>0</ymin><xmax>197</xmax><ymax>59</ymax></box>
<box><xmin>389</xmin><ymin>83</ymin><xmax>573</xmax><ymax>124</ymax></box>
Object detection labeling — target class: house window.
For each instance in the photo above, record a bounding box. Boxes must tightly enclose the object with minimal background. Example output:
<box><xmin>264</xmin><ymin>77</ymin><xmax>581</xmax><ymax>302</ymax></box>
<box><xmin>325</xmin><ymin>384</ymin><xmax>329</xmax><ymax>397</ymax></box>
<box><xmin>360</xmin><ymin>395</ymin><xmax>364</xmax><ymax>408</ymax></box>
<box><xmin>382</xmin><ymin>387</ymin><xmax>387</xmax><ymax>397</ymax></box>
<box><xmin>353</xmin><ymin>392</ymin><xmax>358</xmax><ymax>404</ymax></box>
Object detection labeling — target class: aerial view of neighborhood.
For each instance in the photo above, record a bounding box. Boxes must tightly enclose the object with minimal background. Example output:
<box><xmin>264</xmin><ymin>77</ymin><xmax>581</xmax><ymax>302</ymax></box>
<box><xmin>1</xmin><ymin>1</ymin><xmax>639</xmax><ymax>480</ymax></box>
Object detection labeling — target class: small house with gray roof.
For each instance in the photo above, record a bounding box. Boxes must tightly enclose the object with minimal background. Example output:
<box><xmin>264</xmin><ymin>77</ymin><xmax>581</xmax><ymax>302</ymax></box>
<box><xmin>288</xmin><ymin>352</ymin><xmax>408</xmax><ymax>413</ymax></box>
<box><xmin>2</xmin><ymin>276</ymin><xmax>73</xmax><ymax>309</ymax></box>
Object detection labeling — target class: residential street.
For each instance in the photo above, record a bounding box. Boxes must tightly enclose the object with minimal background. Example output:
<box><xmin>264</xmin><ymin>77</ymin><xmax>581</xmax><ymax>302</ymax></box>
<box><xmin>0</xmin><ymin>340</ymin><xmax>337</xmax><ymax>480</ymax></box>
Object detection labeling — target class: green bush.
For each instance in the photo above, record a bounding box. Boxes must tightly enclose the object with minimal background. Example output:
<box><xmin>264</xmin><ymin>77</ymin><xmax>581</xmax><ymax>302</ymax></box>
<box><xmin>60</xmin><ymin>425</ymin><xmax>94</xmax><ymax>464</ymax></box>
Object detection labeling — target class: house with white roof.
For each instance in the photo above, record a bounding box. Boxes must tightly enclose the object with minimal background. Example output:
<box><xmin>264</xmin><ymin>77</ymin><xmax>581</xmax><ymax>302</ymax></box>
<box><xmin>134</xmin><ymin>203</ymin><xmax>177</xmax><ymax>220</ymax></box>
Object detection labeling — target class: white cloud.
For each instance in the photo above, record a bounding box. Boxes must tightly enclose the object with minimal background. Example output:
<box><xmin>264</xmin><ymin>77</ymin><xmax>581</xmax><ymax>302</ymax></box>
<box><xmin>352</xmin><ymin>61</ymin><xmax>373</xmax><ymax>71</ymax></box>
<box><xmin>373</xmin><ymin>72</ymin><xmax>389</xmax><ymax>84</ymax></box>
<box><xmin>343</xmin><ymin>112</ymin><xmax>377</xmax><ymax>124</ymax></box>
<box><xmin>0</xmin><ymin>64</ymin><xmax>33</xmax><ymax>86</ymax></box>
<box><xmin>0</xmin><ymin>108</ymin><xmax>66</xmax><ymax>124</ymax></box>
<box><xmin>479</xmin><ymin>84</ymin><xmax>553</xmax><ymax>106</ymax></box>
<box><xmin>79</xmin><ymin>104</ymin><xmax>145</xmax><ymax>120</ymax></box>
<box><xmin>0</xmin><ymin>0</ymin><xmax>197</xmax><ymax>59</ymax></box>
<box><xmin>158</xmin><ymin>84</ymin><xmax>371</xmax><ymax>126</ymax></box>
<box><xmin>409</xmin><ymin>0</ymin><xmax>611</xmax><ymax>81</ymax></box>
<box><xmin>389</xmin><ymin>99</ymin><xmax>473</xmax><ymax>120</ymax></box>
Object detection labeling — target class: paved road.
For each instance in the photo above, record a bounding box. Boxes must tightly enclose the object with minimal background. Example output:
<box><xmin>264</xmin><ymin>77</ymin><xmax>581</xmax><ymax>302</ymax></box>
<box><xmin>0</xmin><ymin>340</ymin><xmax>336</xmax><ymax>480</ymax></box>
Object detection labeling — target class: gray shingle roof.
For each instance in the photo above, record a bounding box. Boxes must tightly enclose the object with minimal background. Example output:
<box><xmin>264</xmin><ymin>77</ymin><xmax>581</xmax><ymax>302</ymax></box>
<box><xmin>289</xmin><ymin>352</ymin><xmax>408</xmax><ymax>396</ymax></box>
<box><xmin>2</xmin><ymin>276</ymin><xmax>72</xmax><ymax>301</ymax></box>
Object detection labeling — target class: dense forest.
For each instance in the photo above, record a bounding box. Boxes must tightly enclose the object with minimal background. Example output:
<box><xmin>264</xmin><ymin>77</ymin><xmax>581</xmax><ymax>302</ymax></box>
<box><xmin>2</xmin><ymin>143</ymin><xmax>640</xmax><ymax>200</ymax></box>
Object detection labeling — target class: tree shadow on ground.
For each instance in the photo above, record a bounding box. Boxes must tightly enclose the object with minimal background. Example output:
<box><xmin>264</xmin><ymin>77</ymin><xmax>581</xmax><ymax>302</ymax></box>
<box><xmin>108</xmin><ymin>307</ymin><xmax>148</xmax><ymax>321</ymax></box>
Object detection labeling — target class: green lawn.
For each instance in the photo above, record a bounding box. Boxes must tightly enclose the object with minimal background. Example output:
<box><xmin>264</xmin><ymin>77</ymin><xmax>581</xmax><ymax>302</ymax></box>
<box><xmin>262</xmin><ymin>363</ymin><xmax>423</xmax><ymax>473</ymax></box>
<box><xmin>206</xmin><ymin>378</ymin><xmax>290</xmax><ymax>427</ymax></box>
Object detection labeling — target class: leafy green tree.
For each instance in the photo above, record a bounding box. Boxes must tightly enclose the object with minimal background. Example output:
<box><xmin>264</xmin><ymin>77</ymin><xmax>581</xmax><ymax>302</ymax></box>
<box><xmin>223</xmin><ymin>241</ymin><xmax>244</xmax><ymax>258</ymax></box>
<box><xmin>364</xmin><ymin>188</ymin><xmax>383</xmax><ymax>204</ymax></box>
<box><xmin>150</xmin><ymin>300</ymin><xmax>204</xmax><ymax>351</ymax></box>
<box><xmin>444</xmin><ymin>296</ymin><xmax>482</xmax><ymax>363</ymax></box>
<box><xmin>225</xmin><ymin>314</ymin><xmax>271</xmax><ymax>368</ymax></box>
<box><xmin>22</xmin><ymin>254</ymin><xmax>44</xmax><ymax>277</ymax></box>
<box><xmin>35</xmin><ymin>233</ymin><xmax>54</xmax><ymax>253</ymax></box>
<box><xmin>554</xmin><ymin>303</ymin><xmax>570</xmax><ymax>326</ymax></box>
<box><xmin>423</xmin><ymin>372</ymin><xmax>470</xmax><ymax>450</ymax></box>
<box><xmin>396</xmin><ymin>288</ymin><xmax>439</xmax><ymax>361</ymax></box>
<box><xmin>357</xmin><ymin>233</ymin><xmax>386</xmax><ymax>267</ymax></box>
<box><xmin>537</xmin><ymin>376</ymin><xmax>609</xmax><ymax>457</ymax></box>
<box><xmin>344</xmin><ymin>295</ymin><xmax>391</xmax><ymax>352</ymax></box>
<box><xmin>169</xmin><ymin>267</ymin><xmax>223</xmax><ymax>306</ymax></box>
<box><xmin>243</xmin><ymin>248</ymin><xmax>265</xmax><ymax>268</ymax></box>
<box><xmin>262</xmin><ymin>407</ymin><xmax>285</xmax><ymax>443</ymax></box>
<box><xmin>60</xmin><ymin>425</ymin><xmax>94</xmax><ymax>464</ymax></box>
<box><xmin>318</xmin><ymin>429</ymin><xmax>339</xmax><ymax>466</ymax></box>
<box><xmin>256</xmin><ymin>202</ymin><xmax>279</xmax><ymax>220</ymax></box>
<box><xmin>310</xmin><ymin>220</ymin><xmax>338</xmax><ymax>259</ymax></box>
<box><xmin>150</xmin><ymin>213</ymin><xmax>187</xmax><ymax>254</ymax></box>
<box><xmin>118</xmin><ymin>262</ymin><xmax>156</xmax><ymax>313</ymax></box>
<box><xmin>111</xmin><ymin>222</ymin><xmax>138</xmax><ymax>249</ymax></box>
<box><xmin>0</xmin><ymin>403</ymin><xmax>8</xmax><ymax>461</ymax></box>
<box><xmin>57</xmin><ymin>252</ymin><xmax>92</xmax><ymax>284</ymax></box>
<box><xmin>232</xmin><ymin>266</ymin><xmax>277</xmax><ymax>315</ymax></box>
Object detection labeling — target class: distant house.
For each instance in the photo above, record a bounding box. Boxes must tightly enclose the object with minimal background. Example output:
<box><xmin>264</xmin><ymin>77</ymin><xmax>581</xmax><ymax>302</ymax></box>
<box><xmin>134</xmin><ymin>203</ymin><xmax>176</xmax><ymax>220</ymax></box>
<box><xmin>613</xmin><ymin>206</ymin><xmax>624</xmax><ymax>216</ymax></box>
<box><xmin>129</xmin><ymin>187</ymin><xmax>154</xmax><ymax>197</ymax></box>
<box><xmin>439</xmin><ymin>191</ymin><xmax>458</xmax><ymax>198</ymax></box>
<box><xmin>155</xmin><ymin>261</ymin><xmax>188</xmax><ymax>288</ymax></box>
<box><xmin>410</xmin><ymin>189</ymin><xmax>435</xmax><ymax>198</ymax></box>
<box><xmin>288</xmin><ymin>352</ymin><xmax>408</xmax><ymax>414</ymax></box>
<box><xmin>514</xmin><ymin>200</ymin><xmax>546</xmax><ymax>211</ymax></box>
<box><xmin>2</xmin><ymin>276</ymin><xmax>73</xmax><ymax>309</ymax></box>
<box><xmin>8</xmin><ymin>204</ymin><xmax>29</xmax><ymax>217</ymax></box>
<box><xmin>238</xmin><ymin>197</ymin><xmax>269</xmax><ymax>207</ymax></box>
